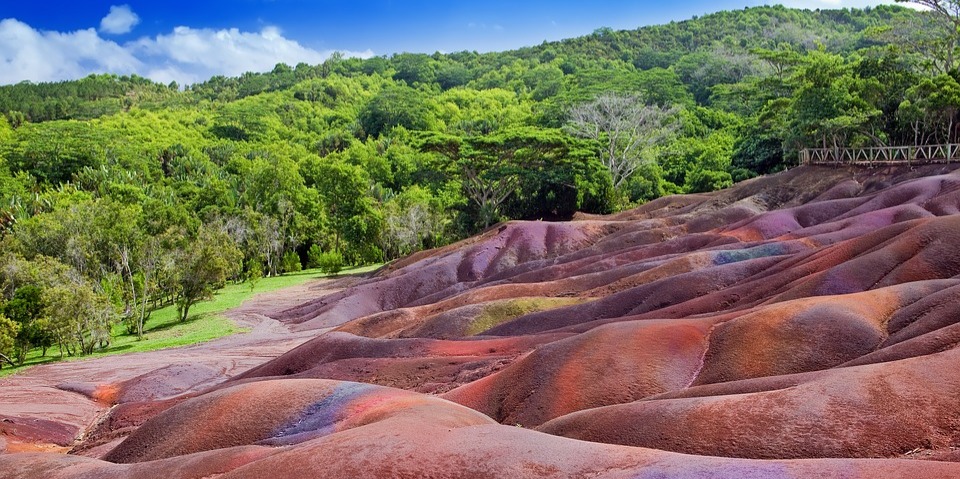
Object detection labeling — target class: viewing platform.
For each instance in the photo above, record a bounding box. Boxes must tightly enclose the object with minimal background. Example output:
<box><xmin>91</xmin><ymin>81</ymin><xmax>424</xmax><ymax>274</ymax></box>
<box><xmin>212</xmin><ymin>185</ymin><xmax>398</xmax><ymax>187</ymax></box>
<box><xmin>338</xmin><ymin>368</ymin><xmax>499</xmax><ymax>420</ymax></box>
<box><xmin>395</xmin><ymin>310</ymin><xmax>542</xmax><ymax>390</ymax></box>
<box><xmin>800</xmin><ymin>144</ymin><xmax>960</xmax><ymax>166</ymax></box>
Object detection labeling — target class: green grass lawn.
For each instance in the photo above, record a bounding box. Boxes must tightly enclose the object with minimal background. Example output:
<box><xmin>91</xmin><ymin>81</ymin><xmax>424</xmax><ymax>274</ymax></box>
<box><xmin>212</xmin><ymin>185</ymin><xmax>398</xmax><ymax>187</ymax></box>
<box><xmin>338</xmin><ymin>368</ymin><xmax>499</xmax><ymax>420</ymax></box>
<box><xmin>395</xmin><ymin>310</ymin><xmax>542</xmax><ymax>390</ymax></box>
<box><xmin>0</xmin><ymin>264</ymin><xmax>380</xmax><ymax>378</ymax></box>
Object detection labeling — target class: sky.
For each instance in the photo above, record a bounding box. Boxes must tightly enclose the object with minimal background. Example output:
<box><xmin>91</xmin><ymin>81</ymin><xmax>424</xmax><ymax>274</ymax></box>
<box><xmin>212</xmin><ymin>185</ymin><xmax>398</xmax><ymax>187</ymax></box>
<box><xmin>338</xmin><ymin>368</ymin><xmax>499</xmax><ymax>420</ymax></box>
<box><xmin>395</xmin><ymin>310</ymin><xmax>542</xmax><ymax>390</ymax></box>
<box><xmin>0</xmin><ymin>0</ymin><xmax>922</xmax><ymax>86</ymax></box>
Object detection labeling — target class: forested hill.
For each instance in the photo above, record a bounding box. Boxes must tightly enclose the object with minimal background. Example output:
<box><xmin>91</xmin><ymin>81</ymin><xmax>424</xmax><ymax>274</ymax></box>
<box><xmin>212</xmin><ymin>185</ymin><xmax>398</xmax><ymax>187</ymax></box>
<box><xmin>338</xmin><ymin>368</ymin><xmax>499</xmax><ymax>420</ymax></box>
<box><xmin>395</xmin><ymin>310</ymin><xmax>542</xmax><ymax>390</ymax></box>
<box><xmin>0</xmin><ymin>5</ymin><xmax>932</xmax><ymax>119</ymax></box>
<box><xmin>1</xmin><ymin>5</ymin><xmax>923</xmax><ymax>120</ymax></box>
<box><xmin>0</xmin><ymin>4</ymin><xmax>957</xmax><ymax>361</ymax></box>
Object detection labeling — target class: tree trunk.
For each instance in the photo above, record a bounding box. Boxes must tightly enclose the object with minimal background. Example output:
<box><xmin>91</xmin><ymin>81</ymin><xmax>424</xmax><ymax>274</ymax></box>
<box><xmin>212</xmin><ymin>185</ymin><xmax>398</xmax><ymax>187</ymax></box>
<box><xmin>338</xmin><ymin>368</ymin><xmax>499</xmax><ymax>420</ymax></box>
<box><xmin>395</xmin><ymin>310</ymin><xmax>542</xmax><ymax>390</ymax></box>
<box><xmin>16</xmin><ymin>342</ymin><xmax>27</xmax><ymax>365</ymax></box>
<box><xmin>138</xmin><ymin>289</ymin><xmax>150</xmax><ymax>340</ymax></box>
<box><xmin>179</xmin><ymin>297</ymin><xmax>193</xmax><ymax>322</ymax></box>
<box><xmin>0</xmin><ymin>352</ymin><xmax>15</xmax><ymax>368</ymax></box>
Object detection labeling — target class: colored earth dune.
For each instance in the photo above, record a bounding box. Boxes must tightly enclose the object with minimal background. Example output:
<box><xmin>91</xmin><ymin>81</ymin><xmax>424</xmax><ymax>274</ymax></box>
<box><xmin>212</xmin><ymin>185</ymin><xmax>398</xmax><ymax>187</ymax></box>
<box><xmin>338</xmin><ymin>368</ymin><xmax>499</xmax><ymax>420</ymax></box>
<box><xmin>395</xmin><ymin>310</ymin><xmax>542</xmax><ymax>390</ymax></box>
<box><xmin>5</xmin><ymin>164</ymin><xmax>960</xmax><ymax>477</ymax></box>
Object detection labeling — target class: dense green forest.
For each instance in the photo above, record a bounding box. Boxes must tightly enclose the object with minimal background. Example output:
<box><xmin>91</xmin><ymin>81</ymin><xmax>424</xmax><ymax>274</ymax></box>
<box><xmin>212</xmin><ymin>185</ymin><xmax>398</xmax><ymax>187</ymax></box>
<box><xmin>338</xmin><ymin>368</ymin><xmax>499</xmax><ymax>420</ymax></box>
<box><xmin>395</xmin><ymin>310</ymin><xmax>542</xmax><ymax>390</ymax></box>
<box><xmin>0</xmin><ymin>3</ymin><xmax>957</xmax><ymax>365</ymax></box>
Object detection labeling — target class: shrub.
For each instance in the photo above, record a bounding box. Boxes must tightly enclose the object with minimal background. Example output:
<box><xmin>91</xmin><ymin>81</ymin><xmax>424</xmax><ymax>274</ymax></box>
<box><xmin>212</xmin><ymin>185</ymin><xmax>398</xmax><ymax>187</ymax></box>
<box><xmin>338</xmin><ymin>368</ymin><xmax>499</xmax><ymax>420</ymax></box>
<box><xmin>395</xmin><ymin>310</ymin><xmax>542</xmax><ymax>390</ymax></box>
<box><xmin>280</xmin><ymin>251</ymin><xmax>302</xmax><ymax>274</ymax></box>
<box><xmin>684</xmin><ymin>169</ymin><xmax>733</xmax><ymax>193</ymax></box>
<box><xmin>245</xmin><ymin>260</ymin><xmax>263</xmax><ymax>291</ymax></box>
<box><xmin>306</xmin><ymin>244</ymin><xmax>324</xmax><ymax>269</ymax></box>
<box><xmin>316</xmin><ymin>250</ymin><xmax>344</xmax><ymax>275</ymax></box>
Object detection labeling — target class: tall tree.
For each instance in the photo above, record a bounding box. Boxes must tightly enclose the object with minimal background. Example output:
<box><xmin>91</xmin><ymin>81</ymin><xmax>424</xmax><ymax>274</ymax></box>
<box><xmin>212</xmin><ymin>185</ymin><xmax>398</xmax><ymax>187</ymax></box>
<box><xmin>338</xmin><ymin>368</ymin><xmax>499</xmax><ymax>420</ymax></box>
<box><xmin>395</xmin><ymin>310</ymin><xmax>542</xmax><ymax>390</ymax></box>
<box><xmin>782</xmin><ymin>50</ymin><xmax>883</xmax><ymax>151</ymax></box>
<box><xmin>566</xmin><ymin>93</ymin><xmax>680</xmax><ymax>190</ymax></box>
<box><xmin>420</xmin><ymin>127</ymin><xmax>571</xmax><ymax>228</ymax></box>
<box><xmin>302</xmin><ymin>157</ymin><xmax>380</xmax><ymax>259</ymax></box>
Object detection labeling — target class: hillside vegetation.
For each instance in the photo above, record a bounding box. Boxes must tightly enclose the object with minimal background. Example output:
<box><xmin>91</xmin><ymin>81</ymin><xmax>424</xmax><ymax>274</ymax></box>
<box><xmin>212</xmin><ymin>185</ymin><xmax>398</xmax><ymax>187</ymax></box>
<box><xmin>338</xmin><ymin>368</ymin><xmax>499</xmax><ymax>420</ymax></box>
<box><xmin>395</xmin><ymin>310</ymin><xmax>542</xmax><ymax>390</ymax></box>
<box><xmin>0</xmin><ymin>4</ymin><xmax>957</xmax><ymax>364</ymax></box>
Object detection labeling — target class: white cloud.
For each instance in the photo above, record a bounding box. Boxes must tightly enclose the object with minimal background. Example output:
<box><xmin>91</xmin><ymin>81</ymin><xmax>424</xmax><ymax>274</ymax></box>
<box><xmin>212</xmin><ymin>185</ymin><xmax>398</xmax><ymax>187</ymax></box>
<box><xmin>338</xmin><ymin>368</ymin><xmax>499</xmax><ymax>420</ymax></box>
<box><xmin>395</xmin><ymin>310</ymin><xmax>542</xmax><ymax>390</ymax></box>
<box><xmin>136</xmin><ymin>25</ymin><xmax>374</xmax><ymax>84</ymax></box>
<box><xmin>100</xmin><ymin>5</ymin><xmax>140</xmax><ymax>35</ymax></box>
<box><xmin>130</xmin><ymin>25</ymin><xmax>365</xmax><ymax>84</ymax></box>
<box><xmin>0</xmin><ymin>19</ymin><xmax>141</xmax><ymax>84</ymax></box>
<box><xmin>0</xmin><ymin>18</ymin><xmax>372</xmax><ymax>86</ymax></box>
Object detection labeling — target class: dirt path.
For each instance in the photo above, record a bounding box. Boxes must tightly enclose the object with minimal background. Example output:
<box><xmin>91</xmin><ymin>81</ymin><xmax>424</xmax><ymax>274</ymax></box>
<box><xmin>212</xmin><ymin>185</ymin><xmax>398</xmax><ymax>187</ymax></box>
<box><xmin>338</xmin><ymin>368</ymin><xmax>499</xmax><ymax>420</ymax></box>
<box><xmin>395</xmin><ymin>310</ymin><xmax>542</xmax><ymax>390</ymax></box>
<box><xmin>0</xmin><ymin>276</ymin><xmax>345</xmax><ymax>453</ymax></box>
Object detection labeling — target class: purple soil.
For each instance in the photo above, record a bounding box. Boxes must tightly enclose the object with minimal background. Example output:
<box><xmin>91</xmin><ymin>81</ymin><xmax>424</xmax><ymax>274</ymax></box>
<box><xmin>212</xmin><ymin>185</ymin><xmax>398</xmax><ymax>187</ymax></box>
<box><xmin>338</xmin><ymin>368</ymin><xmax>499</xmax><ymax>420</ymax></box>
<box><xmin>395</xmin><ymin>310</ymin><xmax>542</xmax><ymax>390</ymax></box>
<box><xmin>538</xmin><ymin>346</ymin><xmax>960</xmax><ymax>459</ymax></box>
<box><xmin>102</xmin><ymin>378</ymin><xmax>495</xmax><ymax>463</ymax></box>
<box><xmin>5</xmin><ymin>165</ymin><xmax>960</xmax><ymax>477</ymax></box>
<box><xmin>7</xmin><ymin>423</ymin><xmax>960</xmax><ymax>478</ymax></box>
<box><xmin>442</xmin><ymin>318</ymin><xmax>716</xmax><ymax>426</ymax></box>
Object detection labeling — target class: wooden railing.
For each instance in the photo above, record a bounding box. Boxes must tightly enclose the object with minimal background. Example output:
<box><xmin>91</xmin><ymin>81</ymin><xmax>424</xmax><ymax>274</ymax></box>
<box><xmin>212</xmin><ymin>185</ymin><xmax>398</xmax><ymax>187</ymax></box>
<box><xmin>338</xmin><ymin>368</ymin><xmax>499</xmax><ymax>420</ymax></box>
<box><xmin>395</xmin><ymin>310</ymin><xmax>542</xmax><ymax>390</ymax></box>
<box><xmin>799</xmin><ymin>144</ymin><xmax>960</xmax><ymax>166</ymax></box>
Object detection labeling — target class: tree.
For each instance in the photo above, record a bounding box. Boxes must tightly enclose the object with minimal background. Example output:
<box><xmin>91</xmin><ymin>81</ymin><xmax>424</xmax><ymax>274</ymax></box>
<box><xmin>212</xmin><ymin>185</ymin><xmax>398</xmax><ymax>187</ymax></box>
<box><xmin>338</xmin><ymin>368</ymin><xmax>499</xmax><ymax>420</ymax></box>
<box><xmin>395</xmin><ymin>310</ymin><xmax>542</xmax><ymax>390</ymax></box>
<box><xmin>45</xmin><ymin>278</ymin><xmax>115</xmax><ymax>356</ymax></box>
<box><xmin>503</xmin><ymin>139</ymin><xmax>615</xmax><ymax>220</ymax></box>
<box><xmin>0</xmin><ymin>313</ymin><xmax>18</xmax><ymax>368</ymax></box>
<box><xmin>854</xmin><ymin>46</ymin><xmax>923</xmax><ymax>146</ymax></box>
<box><xmin>870</xmin><ymin>8</ymin><xmax>957</xmax><ymax>74</ymax></box>
<box><xmin>129</xmin><ymin>235</ymin><xmax>163</xmax><ymax>339</ymax></box>
<box><xmin>301</xmin><ymin>157</ymin><xmax>380</xmax><ymax>260</ymax></box>
<box><xmin>752</xmin><ymin>45</ymin><xmax>803</xmax><ymax>84</ymax></box>
<box><xmin>420</xmin><ymin>127</ymin><xmax>572</xmax><ymax>228</ymax></box>
<box><xmin>382</xmin><ymin>186</ymin><xmax>447</xmax><ymax>259</ymax></box>
<box><xmin>566</xmin><ymin>93</ymin><xmax>680</xmax><ymax>190</ymax></box>
<box><xmin>6</xmin><ymin>111</ymin><xmax>26</xmax><ymax>129</ymax></box>
<box><xmin>211</xmin><ymin>100</ymin><xmax>274</xmax><ymax>141</ymax></box>
<box><xmin>0</xmin><ymin>252</ymin><xmax>115</xmax><ymax>358</ymax></box>
<box><xmin>782</xmin><ymin>50</ymin><xmax>883</xmax><ymax>152</ymax></box>
<box><xmin>896</xmin><ymin>1</ymin><xmax>960</xmax><ymax>72</ymax></box>
<box><xmin>359</xmin><ymin>85</ymin><xmax>435</xmax><ymax>138</ymax></box>
<box><xmin>233</xmin><ymin>149</ymin><xmax>317</xmax><ymax>275</ymax></box>
<box><xmin>436</xmin><ymin>88</ymin><xmax>533</xmax><ymax>137</ymax></box>
<box><xmin>174</xmin><ymin>225</ymin><xmax>242</xmax><ymax>322</ymax></box>
<box><xmin>12</xmin><ymin>196</ymin><xmax>150</xmax><ymax>341</ymax></box>
<box><xmin>732</xmin><ymin>120</ymin><xmax>786</xmax><ymax>175</ymax></box>
<box><xmin>436</xmin><ymin>63</ymin><xmax>472</xmax><ymax>90</ymax></box>
<box><xmin>898</xmin><ymin>74</ymin><xmax>960</xmax><ymax>144</ymax></box>
<box><xmin>391</xmin><ymin>53</ymin><xmax>439</xmax><ymax>86</ymax></box>
<box><xmin>660</xmin><ymin>130</ymin><xmax>736</xmax><ymax>194</ymax></box>
<box><xmin>2</xmin><ymin>285</ymin><xmax>46</xmax><ymax>364</ymax></box>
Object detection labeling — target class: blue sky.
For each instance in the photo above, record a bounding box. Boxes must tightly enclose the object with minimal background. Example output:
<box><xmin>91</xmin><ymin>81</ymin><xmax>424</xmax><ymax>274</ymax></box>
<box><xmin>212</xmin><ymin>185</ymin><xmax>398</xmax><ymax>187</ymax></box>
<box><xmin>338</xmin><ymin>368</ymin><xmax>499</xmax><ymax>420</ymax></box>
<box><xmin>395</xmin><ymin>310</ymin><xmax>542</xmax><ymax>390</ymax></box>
<box><xmin>0</xmin><ymin>0</ymin><xmax>918</xmax><ymax>85</ymax></box>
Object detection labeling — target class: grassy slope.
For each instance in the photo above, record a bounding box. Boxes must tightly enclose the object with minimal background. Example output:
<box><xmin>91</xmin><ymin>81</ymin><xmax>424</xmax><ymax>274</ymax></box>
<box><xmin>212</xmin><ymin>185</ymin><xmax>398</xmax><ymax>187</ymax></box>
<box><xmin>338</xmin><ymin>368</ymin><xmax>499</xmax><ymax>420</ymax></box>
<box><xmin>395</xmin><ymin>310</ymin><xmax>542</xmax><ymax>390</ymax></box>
<box><xmin>0</xmin><ymin>265</ymin><xmax>380</xmax><ymax>377</ymax></box>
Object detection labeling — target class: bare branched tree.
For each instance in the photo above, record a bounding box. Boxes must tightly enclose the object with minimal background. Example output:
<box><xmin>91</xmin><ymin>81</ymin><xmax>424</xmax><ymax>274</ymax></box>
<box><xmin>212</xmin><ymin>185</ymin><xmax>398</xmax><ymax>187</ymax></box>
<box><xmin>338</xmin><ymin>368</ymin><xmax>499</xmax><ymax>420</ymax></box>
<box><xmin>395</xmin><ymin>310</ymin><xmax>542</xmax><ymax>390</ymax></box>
<box><xmin>384</xmin><ymin>203</ymin><xmax>437</xmax><ymax>258</ymax></box>
<box><xmin>566</xmin><ymin>93</ymin><xmax>679</xmax><ymax>189</ymax></box>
